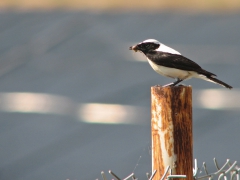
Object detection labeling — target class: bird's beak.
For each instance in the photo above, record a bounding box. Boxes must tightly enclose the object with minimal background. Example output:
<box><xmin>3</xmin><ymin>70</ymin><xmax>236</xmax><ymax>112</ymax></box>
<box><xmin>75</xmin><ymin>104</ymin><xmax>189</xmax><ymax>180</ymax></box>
<box><xmin>129</xmin><ymin>45</ymin><xmax>138</xmax><ymax>52</ymax></box>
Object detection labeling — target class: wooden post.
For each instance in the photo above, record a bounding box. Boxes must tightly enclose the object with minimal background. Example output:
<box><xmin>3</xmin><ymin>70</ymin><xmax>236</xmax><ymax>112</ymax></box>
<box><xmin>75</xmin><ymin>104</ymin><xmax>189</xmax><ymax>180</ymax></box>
<box><xmin>151</xmin><ymin>86</ymin><xmax>193</xmax><ymax>180</ymax></box>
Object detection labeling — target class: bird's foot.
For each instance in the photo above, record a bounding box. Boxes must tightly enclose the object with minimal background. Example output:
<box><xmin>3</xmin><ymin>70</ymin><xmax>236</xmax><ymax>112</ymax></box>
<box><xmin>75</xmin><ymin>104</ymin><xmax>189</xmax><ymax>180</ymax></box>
<box><xmin>155</xmin><ymin>82</ymin><xmax>185</xmax><ymax>87</ymax></box>
<box><xmin>177</xmin><ymin>83</ymin><xmax>186</xmax><ymax>87</ymax></box>
<box><xmin>162</xmin><ymin>82</ymin><xmax>174</xmax><ymax>87</ymax></box>
<box><xmin>162</xmin><ymin>83</ymin><xmax>186</xmax><ymax>87</ymax></box>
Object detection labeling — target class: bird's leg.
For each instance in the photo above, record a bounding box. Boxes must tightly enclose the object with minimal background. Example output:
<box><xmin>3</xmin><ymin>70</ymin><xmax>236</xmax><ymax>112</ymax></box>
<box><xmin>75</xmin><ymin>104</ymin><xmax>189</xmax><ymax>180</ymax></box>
<box><xmin>163</xmin><ymin>79</ymin><xmax>183</xmax><ymax>87</ymax></box>
<box><xmin>172</xmin><ymin>79</ymin><xmax>183</xmax><ymax>86</ymax></box>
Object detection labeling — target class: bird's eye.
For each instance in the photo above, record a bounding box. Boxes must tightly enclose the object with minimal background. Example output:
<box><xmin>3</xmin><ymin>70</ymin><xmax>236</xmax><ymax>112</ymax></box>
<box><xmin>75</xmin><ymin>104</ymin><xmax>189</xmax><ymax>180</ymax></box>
<box><xmin>145</xmin><ymin>44</ymin><xmax>150</xmax><ymax>48</ymax></box>
<box><xmin>146</xmin><ymin>44</ymin><xmax>153</xmax><ymax>49</ymax></box>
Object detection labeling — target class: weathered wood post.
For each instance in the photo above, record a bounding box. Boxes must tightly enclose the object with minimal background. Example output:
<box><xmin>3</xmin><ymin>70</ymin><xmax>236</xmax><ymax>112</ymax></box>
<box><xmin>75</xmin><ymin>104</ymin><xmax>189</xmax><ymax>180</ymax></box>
<box><xmin>151</xmin><ymin>86</ymin><xmax>193</xmax><ymax>180</ymax></box>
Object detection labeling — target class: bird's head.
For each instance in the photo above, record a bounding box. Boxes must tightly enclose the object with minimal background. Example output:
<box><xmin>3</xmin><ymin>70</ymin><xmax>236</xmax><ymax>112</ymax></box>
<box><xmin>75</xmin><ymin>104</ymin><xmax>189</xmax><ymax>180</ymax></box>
<box><xmin>129</xmin><ymin>39</ymin><xmax>160</xmax><ymax>54</ymax></box>
<box><xmin>129</xmin><ymin>39</ymin><xmax>181</xmax><ymax>55</ymax></box>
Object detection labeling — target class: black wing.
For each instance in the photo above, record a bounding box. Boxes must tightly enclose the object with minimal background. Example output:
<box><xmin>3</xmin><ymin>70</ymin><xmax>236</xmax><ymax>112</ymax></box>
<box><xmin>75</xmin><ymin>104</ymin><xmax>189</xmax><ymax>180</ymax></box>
<box><xmin>146</xmin><ymin>51</ymin><xmax>216</xmax><ymax>76</ymax></box>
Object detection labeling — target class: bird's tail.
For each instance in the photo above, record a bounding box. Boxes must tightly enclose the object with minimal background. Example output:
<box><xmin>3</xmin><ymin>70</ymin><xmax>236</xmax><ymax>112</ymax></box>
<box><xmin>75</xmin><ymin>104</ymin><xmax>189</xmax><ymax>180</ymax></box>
<box><xmin>207</xmin><ymin>76</ymin><xmax>232</xmax><ymax>89</ymax></box>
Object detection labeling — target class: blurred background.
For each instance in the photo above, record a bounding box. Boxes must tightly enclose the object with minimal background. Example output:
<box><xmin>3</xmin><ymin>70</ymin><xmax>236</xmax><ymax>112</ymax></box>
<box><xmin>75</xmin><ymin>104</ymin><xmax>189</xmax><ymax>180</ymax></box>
<box><xmin>0</xmin><ymin>1</ymin><xmax>239</xmax><ymax>180</ymax></box>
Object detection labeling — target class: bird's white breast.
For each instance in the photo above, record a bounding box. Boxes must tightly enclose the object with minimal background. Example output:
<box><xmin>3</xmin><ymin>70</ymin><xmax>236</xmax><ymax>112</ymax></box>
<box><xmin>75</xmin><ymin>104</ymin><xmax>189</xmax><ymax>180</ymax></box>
<box><xmin>147</xmin><ymin>59</ymin><xmax>194</xmax><ymax>80</ymax></box>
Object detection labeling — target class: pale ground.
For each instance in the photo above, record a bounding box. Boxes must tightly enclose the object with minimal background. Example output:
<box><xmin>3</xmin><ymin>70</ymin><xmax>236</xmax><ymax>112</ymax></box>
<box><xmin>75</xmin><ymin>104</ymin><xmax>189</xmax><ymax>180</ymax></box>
<box><xmin>0</xmin><ymin>0</ymin><xmax>240</xmax><ymax>12</ymax></box>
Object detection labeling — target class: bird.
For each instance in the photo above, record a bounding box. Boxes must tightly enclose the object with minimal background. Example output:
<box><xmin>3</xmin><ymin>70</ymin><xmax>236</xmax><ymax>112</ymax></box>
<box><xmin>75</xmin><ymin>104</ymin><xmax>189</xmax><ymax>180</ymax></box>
<box><xmin>129</xmin><ymin>39</ymin><xmax>232</xmax><ymax>89</ymax></box>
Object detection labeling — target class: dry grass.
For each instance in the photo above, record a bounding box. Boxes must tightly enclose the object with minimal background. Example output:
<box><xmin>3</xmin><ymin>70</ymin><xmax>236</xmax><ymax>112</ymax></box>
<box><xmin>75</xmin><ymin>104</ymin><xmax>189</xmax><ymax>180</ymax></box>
<box><xmin>0</xmin><ymin>0</ymin><xmax>240</xmax><ymax>12</ymax></box>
